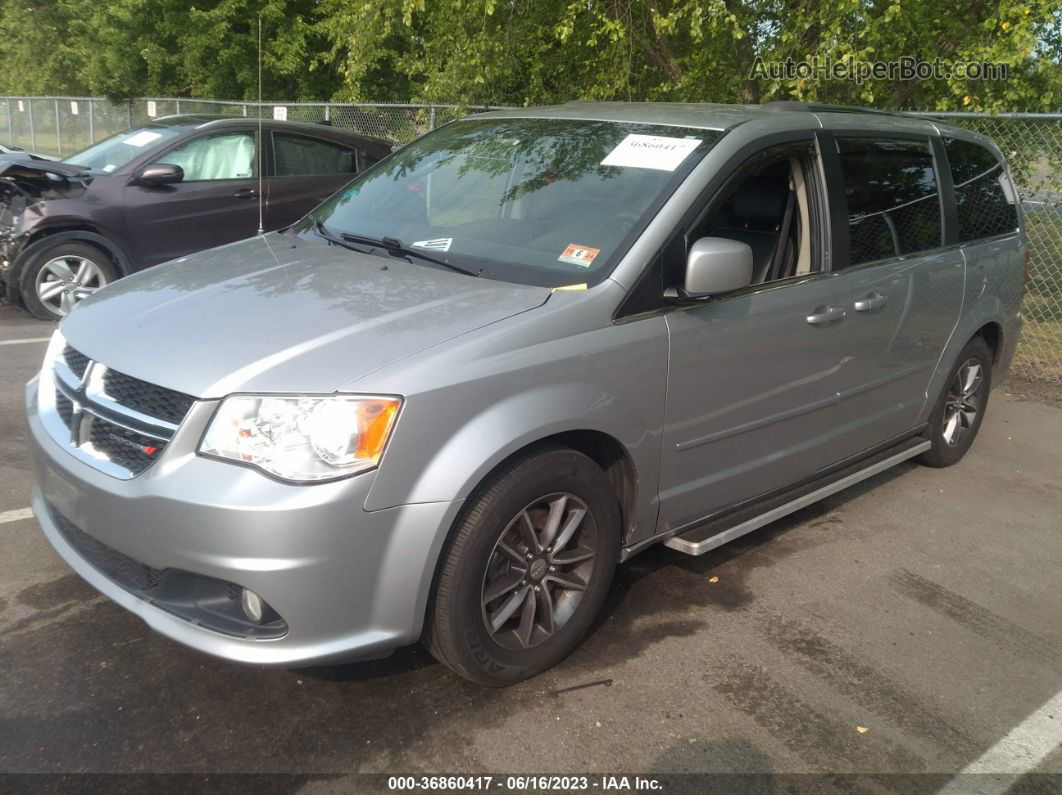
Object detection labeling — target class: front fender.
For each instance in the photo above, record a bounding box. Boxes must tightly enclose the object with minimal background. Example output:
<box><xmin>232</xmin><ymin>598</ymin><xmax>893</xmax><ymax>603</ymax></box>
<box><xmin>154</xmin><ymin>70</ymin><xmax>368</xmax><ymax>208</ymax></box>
<box><xmin>361</xmin><ymin>305</ymin><xmax>669</xmax><ymax>547</ymax></box>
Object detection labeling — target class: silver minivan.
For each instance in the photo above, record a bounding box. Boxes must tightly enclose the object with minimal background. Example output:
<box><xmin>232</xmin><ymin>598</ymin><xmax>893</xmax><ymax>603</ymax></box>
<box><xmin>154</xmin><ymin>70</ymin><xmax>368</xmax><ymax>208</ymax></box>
<box><xmin>26</xmin><ymin>102</ymin><xmax>1025</xmax><ymax>685</ymax></box>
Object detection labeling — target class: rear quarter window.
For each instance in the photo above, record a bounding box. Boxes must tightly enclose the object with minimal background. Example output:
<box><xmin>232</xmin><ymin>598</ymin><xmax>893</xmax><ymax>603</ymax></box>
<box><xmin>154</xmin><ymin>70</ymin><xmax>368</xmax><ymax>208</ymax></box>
<box><xmin>943</xmin><ymin>137</ymin><xmax>1019</xmax><ymax>243</ymax></box>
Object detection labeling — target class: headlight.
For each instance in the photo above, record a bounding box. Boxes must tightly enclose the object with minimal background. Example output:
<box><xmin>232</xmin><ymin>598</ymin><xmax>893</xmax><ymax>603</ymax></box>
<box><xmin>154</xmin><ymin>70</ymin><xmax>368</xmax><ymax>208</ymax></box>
<box><xmin>199</xmin><ymin>395</ymin><xmax>401</xmax><ymax>482</ymax></box>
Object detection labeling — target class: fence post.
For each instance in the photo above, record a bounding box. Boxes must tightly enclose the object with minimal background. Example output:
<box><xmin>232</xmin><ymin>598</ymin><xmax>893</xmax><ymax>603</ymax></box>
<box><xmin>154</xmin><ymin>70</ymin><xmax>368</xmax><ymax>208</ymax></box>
<box><xmin>429</xmin><ymin>105</ymin><xmax>437</xmax><ymax>130</ymax></box>
<box><xmin>54</xmin><ymin>98</ymin><xmax>62</xmax><ymax>157</ymax></box>
<box><xmin>29</xmin><ymin>99</ymin><xmax>36</xmax><ymax>152</ymax></box>
<box><xmin>6</xmin><ymin>99</ymin><xmax>12</xmax><ymax>146</ymax></box>
<box><xmin>127</xmin><ymin>99</ymin><xmax>133</xmax><ymax>127</ymax></box>
<box><xmin>176</xmin><ymin>98</ymin><xmax>181</xmax><ymax>114</ymax></box>
<box><xmin>88</xmin><ymin>98</ymin><xmax>95</xmax><ymax>144</ymax></box>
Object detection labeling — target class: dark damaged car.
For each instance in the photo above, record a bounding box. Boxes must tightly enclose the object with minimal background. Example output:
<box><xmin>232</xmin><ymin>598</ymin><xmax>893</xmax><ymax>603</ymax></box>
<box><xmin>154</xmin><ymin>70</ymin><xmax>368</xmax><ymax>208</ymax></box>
<box><xmin>0</xmin><ymin>115</ymin><xmax>391</xmax><ymax>319</ymax></box>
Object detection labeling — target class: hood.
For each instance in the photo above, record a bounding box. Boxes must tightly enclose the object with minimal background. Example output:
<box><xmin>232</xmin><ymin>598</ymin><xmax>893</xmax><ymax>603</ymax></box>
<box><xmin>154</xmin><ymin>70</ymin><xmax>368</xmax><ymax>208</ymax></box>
<box><xmin>61</xmin><ymin>233</ymin><xmax>551</xmax><ymax>397</ymax></box>
<box><xmin>0</xmin><ymin>158</ymin><xmax>90</xmax><ymax>201</ymax></box>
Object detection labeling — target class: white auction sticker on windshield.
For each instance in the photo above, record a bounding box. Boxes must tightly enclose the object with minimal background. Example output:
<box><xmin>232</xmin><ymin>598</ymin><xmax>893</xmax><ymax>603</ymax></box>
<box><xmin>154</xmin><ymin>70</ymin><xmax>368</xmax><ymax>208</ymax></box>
<box><xmin>411</xmin><ymin>237</ymin><xmax>453</xmax><ymax>252</ymax></box>
<box><xmin>122</xmin><ymin>131</ymin><xmax>163</xmax><ymax>148</ymax></box>
<box><xmin>601</xmin><ymin>134</ymin><xmax>701</xmax><ymax>171</ymax></box>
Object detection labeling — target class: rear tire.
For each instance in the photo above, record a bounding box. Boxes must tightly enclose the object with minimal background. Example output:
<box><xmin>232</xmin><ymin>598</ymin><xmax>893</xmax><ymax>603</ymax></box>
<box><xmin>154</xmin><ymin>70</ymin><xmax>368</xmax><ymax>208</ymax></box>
<box><xmin>19</xmin><ymin>241</ymin><xmax>117</xmax><ymax>320</ymax></box>
<box><xmin>919</xmin><ymin>336</ymin><xmax>993</xmax><ymax>468</ymax></box>
<box><xmin>423</xmin><ymin>445</ymin><xmax>621</xmax><ymax>686</ymax></box>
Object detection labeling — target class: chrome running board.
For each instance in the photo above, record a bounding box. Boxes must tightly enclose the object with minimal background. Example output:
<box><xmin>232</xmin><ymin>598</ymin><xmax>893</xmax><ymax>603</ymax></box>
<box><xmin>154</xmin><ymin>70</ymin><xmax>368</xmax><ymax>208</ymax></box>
<box><xmin>664</xmin><ymin>439</ymin><xmax>931</xmax><ymax>556</ymax></box>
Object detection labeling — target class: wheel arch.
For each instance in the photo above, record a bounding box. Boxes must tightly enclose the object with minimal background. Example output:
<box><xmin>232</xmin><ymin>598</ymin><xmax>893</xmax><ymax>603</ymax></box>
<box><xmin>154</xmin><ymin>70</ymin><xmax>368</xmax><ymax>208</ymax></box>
<box><xmin>418</xmin><ymin>429</ymin><xmax>635</xmax><ymax>651</ymax></box>
<box><xmin>465</xmin><ymin>429</ymin><xmax>638</xmax><ymax>543</ymax></box>
<box><xmin>976</xmin><ymin>320</ymin><xmax>1003</xmax><ymax>368</ymax></box>
<box><xmin>918</xmin><ymin>291</ymin><xmax>1016</xmax><ymax>426</ymax></box>
<box><xmin>13</xmin><ymin>227</ymin><xmax>133</xmax><ymax>295</ymax></box>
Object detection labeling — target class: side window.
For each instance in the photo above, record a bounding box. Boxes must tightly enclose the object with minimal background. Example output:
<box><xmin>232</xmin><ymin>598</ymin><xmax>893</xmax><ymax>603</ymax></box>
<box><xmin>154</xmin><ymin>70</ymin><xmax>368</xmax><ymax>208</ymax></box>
<box><xmin>687</xmin><ymin>142</ymin><xmax>819</xmax><ymax>286</ymax></box>
<box><xmin>273</xmin><ymin>133</ymin><xmax>357</xmax><ymax>177</ymax></box>
<box><xmin>836</xmin><ymin>138</ymin><xmax>942</xmax><ymax>266</ymax></box>
<box><xmin>944</xmin><ymin>137</ymin><xmax>1019</xmax><ymax>242</ymax></box>
<box><xmin>619</xmin><ymin>139</ymin><xmax>821</xmax><ymax>317</ymax></box>
<box><xmin>155</xmin><ymin>132</ymin><xmax>256</xmax><ymax>181</ymax></box>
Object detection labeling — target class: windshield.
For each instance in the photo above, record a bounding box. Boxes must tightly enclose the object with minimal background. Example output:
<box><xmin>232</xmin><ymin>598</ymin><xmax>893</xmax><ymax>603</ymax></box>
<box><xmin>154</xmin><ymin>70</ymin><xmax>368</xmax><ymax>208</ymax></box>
<box><xmin>63</xmin><ymin>126</ymin><xmax>184</xmax><ymax>172</ymax></box>
<box><xmin>306</xmin><ymin>118</ymin><xmax>723</xmax><ymax>286</ymax></box>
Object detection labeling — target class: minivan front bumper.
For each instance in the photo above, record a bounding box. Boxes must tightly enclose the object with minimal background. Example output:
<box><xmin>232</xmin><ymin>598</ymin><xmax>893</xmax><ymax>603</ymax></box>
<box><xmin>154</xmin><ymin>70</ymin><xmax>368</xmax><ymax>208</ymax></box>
<box><xmin>26</xmin><ymin>375</ymin><xmax>463</xmax><ymax>666</ymax></box>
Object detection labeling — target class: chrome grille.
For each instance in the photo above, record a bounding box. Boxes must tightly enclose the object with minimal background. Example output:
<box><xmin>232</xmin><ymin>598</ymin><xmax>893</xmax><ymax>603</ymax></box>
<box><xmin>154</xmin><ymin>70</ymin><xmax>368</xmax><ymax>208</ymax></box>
<box><xmin>101</xmin><ymin>368</ymin><xmax>195</xmax><ymax>425</ymax></box>
<box><xmin>62</xmin><ymin>346</ymin><xmax>89</xmax><ymax>380</ymax></box>
<box><xmin>42</xmin><ymin>346</ymin><xmax>195</xmax><ymax>479</ymax></box>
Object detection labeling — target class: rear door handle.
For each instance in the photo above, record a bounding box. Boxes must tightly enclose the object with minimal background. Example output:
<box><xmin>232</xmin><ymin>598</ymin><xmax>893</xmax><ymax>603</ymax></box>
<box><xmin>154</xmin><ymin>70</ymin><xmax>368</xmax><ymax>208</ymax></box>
<box><xmin>854</xmin><ymin>292</ymin><xmax>887</xmax><ymax>312</ymax></box>
<box><xmin>806</xmin><ymin>305</ymin><xmax>846</xmax><ymax>326</ymax></box>
<box><xmin>233</xmin><ymin>188</ymin><xmax>258</xmax><ymax>199</ymax></box>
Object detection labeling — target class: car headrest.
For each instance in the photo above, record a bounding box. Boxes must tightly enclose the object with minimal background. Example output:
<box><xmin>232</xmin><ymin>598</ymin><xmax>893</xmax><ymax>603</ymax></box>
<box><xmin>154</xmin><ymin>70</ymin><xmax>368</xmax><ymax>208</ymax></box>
<box><xmin>731</xmin><ymin>175</ymin><xmax>788</xmax><ymax>226</ymax></box>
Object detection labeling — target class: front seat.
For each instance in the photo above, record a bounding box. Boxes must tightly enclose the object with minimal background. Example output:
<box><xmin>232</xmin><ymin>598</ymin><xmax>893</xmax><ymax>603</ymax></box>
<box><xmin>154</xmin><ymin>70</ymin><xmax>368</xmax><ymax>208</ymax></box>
<box><xmin>707</xmin><ymin>175</ymin><xmax>790</xmax><ymax>283</ymax></box>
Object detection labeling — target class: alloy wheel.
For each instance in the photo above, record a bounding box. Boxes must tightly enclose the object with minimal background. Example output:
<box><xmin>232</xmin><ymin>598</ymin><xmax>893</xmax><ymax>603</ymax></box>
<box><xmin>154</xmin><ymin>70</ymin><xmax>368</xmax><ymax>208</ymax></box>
<box><xmin>35</xmin><ymin>255</ymin><xmax>108</xmax><ymax>316</ymax></box>
<box><xmin>942</xmin><ymin>358</ymin><xmax>983</xmax><ymax>447</ymax></box>
<box><xmin>480</xmin><ymin>493</ymin><xmax>597</xmax><ymax>651</ymax></box>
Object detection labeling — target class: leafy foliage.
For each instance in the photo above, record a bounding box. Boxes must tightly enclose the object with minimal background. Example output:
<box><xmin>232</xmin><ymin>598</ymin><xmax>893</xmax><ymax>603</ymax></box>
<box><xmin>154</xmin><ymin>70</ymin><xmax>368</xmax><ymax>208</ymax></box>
<box><xmin>0</xmin><ymin>0</ymin><xmax>1058</xmax><ymax>111</ymax></box>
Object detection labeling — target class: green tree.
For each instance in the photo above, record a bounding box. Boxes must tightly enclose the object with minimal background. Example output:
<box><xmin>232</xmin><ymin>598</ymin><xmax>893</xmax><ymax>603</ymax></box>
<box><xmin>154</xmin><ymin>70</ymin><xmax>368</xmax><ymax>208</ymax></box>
<box><xmin>315</xmin><ymin>0</ymin><xmax>1061</xmax><ymax>111</ymax></box>
<box><xmin>1</xmin><ymin>0</ymin><xmax>1059</xmax><ymax>110</ymax></box>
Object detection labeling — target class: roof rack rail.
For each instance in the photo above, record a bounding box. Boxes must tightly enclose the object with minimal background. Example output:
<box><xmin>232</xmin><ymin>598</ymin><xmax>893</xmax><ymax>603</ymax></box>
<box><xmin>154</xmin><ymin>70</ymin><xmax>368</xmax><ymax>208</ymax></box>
<box><xmin>761</xmin><ymin>101</ymin><xmax>904</xmax><ymax>117</ymax></box>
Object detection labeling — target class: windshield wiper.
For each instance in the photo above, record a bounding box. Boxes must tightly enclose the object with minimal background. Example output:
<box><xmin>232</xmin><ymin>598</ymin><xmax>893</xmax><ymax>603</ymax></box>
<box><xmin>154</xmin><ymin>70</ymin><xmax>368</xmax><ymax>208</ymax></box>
<box><xmin>313</xmin><ymin>219</ymin><xmax>366</xmax><ymax>254</ymax></box>
<box><xmin>314</xmin><ymin>219</ymin><xmax>480</xmax><ymax>278</ymax></box>
<box><xmin>340</xmin><ymin>231</ymin><xmax>481</xmax><ymax>278</ymax></box>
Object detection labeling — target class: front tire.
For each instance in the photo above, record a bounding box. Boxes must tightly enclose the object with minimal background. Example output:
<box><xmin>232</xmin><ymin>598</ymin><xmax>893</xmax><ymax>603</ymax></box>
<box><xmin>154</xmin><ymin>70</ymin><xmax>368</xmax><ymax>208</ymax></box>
<box><xmin>20</xmin><ymin>241</ymin><xmax>117</xmax><ymax>320</ymax></box>
<box><xmin>424</xmin><ymin>446</ymin><xmax>621</xmax><ymax>686</ymax></box>
<box><xmin>919</xmin><ymin>335</ymin><xmax>993</xmax><ymax>467</ymax></box>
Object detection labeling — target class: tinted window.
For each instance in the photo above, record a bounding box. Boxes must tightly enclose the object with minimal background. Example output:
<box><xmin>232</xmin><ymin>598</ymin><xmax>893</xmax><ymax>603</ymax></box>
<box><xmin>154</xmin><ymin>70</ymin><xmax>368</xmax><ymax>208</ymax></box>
<box><xmin>273</xmin><ymin>133</ymin><xmax>356</xmax><ymax>177</ymax></box>
<box><xmin>156</xmin><ymin>133</ymin><xmax>256</xmax><ymax>180</ymax></box>
<box><xmin>837</xmin><ymin>138</ymin><xmax>942</xmax><ymax>266</ymax></box>
<box><xmin>944</xmin><ymin>137</ymin><xmax>1018</xmax><ymax>242</ymax></box>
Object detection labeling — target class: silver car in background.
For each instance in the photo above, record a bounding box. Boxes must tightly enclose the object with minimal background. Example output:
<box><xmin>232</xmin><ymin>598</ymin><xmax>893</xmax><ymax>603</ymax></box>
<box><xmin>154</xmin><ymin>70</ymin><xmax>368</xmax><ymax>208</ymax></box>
<box><xmin>26</xmin><ymin>102</ymin><xmax>1025</xmax><ymax>685</ymax></box>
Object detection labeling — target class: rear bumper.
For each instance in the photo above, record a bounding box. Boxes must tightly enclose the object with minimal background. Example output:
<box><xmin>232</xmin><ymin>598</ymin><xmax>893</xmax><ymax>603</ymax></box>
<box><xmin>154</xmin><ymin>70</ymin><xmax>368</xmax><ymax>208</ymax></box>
<box><xmin>27</xmin><ymin>375</ymin><xmax>463</xmax><ymax>666</ymax></box>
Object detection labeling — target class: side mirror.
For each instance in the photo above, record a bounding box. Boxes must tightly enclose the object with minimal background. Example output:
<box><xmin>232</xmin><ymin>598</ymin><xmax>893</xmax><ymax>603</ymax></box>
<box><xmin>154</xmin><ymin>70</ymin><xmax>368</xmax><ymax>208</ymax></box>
<box><xmin>670</xmin><ymin>237</ymin><xmax>754</xmax><ymax>300</ymax></box>
<box><xmin>134</xmin><ymin>163</ymin><xmax>184</xmax><ymax>186</ymax></box>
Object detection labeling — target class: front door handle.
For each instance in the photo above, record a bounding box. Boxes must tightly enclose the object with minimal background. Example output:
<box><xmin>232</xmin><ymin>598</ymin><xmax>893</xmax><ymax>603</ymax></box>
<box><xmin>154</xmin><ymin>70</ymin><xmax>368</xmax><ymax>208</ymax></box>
<box><xmin>854</xmin><ymin>292</ymin><xmax>887</xmax><ymax>312</ymax></box>
<box><xmin>233</xmin><ymin>188</ymin><xmax>258</xmax><ymax>199</ymax></box>
<box><xmin>806</xmin><ymin>305</ymin><xmax>846</xmax><ymax>326</ymax></box>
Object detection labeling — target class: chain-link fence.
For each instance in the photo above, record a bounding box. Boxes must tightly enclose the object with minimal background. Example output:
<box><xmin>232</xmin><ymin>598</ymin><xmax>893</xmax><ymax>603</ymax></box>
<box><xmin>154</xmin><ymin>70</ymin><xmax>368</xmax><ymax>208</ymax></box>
<box><xmin>911</xmin><ymin>112</ymin><xmax>1061</xmax><ymax>384</ymax></box>
<box><xmin>0</xmin><ymin>97</ymin><xmax>1059</xmax><ymax>383</ymax></box>
<box><xmin>0</xmin><ymin>97</ymin><xmax>489</xmax><ymax>155</ymax></box>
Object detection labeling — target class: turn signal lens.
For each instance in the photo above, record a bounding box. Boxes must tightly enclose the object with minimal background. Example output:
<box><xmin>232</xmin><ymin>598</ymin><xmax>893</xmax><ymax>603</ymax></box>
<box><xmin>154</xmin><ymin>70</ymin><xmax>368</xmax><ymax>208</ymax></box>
<box><xmin>354</xmin><ymin>399</ymin><xmax>400</xmax><ymax>462</ymax></box>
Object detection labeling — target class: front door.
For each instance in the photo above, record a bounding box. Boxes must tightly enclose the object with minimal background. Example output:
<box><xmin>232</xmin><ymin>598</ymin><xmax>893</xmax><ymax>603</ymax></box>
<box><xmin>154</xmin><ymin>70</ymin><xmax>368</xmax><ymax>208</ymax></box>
<box><xmin>657</xmin><ymin>137</ymin><xmax>856</xmax><ymax>533</ymax></box>
<box><xmin>659</xmin><ymin>276</ymin><xmax>858</xmax><ymax>533</ymax></box>
<box><xmin>124</xmin><ymin>131</ymin><xmax>261</xmax><ymax>268</ymax></box>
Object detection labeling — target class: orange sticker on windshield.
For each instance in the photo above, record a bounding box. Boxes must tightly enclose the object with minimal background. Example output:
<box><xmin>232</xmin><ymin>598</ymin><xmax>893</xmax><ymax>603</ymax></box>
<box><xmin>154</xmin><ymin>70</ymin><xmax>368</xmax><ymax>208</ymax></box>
<box><xmin>558</xmin><ymin>244</ymin><xmax>600</xmax><ymax>268</ymax></box>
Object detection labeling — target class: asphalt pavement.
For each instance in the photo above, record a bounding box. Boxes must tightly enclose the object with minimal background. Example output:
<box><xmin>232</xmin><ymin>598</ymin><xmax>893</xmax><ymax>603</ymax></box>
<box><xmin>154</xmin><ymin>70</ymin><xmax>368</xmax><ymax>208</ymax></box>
<box><xmin>0</xmin><ymin>303</ymin><xmax>1059</xmax><ymax>793</ymax></box>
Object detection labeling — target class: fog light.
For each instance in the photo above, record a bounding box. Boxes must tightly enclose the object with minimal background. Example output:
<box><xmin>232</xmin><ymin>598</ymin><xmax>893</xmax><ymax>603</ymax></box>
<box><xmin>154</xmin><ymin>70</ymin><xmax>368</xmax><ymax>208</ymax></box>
<box><xmin>240</xmin><ymin>588</ymin><xmax>264</xmax><ymax>623</ymax></box>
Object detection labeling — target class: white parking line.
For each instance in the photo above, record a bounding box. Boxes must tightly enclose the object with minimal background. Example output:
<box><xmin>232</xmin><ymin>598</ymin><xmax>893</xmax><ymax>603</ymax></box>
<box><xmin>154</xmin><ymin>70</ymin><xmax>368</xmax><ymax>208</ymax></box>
<box><xmin>937</xmin><ymin>688</ymin><xmax>1062</xmax><ymax>794</ymax></box>
<box><xmin>0</xmin><ymin>507</ymin><xmax>34</xmax><ymax>524</ymax></box>
<box><xmin>0</xmin><ymin>336</ymin><xmax>51</xmax><ymax>346</ymax></box>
